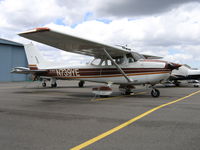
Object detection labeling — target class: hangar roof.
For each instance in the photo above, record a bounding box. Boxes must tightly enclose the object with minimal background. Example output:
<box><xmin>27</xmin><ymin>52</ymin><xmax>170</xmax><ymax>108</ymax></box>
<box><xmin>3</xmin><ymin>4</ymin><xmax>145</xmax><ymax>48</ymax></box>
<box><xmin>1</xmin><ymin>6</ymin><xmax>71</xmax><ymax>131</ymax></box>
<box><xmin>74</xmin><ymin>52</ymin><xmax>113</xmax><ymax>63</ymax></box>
<box><xmin>0</xmin><ymin>38</ymin><xmax>23</xmax><ymax>47</ymax></box>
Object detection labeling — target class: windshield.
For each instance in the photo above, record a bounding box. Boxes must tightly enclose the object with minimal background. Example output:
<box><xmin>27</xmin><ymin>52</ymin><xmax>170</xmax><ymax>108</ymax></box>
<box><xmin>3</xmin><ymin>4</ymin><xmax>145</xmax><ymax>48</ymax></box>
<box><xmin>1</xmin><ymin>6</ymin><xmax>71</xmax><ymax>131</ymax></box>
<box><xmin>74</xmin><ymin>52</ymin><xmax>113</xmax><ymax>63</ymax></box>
<box><xmin>126</xmin><ymin>53</ymin><xmax>135</xmax><ymax>63</ymax></box>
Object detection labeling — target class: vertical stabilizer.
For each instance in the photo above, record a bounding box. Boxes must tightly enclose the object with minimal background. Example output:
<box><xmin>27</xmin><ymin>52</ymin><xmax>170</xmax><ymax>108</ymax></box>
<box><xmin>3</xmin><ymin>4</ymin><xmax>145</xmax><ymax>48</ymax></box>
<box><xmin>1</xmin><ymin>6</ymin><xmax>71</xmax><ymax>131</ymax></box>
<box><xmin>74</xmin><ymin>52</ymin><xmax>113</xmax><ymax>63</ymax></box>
<box><xmin>24</xmin><ymin>43</ymin><xmax>49</xmax><ymax>70</ymax></box>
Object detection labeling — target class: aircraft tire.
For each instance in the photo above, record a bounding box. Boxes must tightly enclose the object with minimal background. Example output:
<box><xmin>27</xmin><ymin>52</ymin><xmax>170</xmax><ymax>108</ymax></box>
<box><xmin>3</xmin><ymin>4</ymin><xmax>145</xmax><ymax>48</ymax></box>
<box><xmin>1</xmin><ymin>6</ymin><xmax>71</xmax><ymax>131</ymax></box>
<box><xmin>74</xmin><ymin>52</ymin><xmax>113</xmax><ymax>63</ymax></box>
<box><xmin>51</xmin><ymin>83</ymin><xmax>57</xmax><ymax>88</ymax></box>
<box><xmin>125</xmin><ymin>90</ymin><xmax>131</xmax><ymax>95</ymax></box>
<box><xmin>42</xmin><ymin>82</ymin><xmax>46</xmax><ymax>87</ymax></box>
<box><xmin>175</xmin><ymin>83</ymin><xmax>180</xmax><ymax>87</ymax></box>
<box><xmin>79</xmin><ymin>81</ymin><xmax>85</xmax><ymax>87</ymax></box>
<box><xmin>151</xmin><ymin>89</ymin><xmax>160</xmax><ymax>97</ymax></box>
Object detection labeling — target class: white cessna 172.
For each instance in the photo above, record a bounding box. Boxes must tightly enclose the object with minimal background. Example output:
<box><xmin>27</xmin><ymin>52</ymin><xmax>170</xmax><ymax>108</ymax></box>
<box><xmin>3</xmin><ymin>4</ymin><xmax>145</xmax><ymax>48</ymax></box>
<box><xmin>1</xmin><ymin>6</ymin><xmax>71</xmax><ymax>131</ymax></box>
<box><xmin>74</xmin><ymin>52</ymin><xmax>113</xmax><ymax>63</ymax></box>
<box><xmin>12</xmin><ymin>27</ymin><xmax>181</xmax><ymax>97</ymax></box>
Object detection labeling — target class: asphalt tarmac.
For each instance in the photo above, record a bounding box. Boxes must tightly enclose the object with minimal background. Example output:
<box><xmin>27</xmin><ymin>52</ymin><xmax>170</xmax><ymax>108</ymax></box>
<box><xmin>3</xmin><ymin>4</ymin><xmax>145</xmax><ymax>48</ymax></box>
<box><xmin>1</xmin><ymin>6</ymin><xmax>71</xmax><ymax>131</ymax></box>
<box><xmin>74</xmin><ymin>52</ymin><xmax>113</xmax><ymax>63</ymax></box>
<box><xmin>0</xmin><ymin>81</ymin><xmax>200</xmax><ymax>150</ymax></box>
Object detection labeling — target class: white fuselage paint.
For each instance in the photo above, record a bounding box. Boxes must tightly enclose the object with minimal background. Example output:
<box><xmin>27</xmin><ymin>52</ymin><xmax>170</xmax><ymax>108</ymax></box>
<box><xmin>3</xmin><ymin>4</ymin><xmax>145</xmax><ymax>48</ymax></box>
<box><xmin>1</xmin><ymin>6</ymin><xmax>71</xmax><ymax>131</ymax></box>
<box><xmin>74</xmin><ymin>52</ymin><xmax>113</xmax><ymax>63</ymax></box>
<box><xmin>46</xmin><ymin>60</ymin><xmax>171</xmax><ymax>85</ymax></box>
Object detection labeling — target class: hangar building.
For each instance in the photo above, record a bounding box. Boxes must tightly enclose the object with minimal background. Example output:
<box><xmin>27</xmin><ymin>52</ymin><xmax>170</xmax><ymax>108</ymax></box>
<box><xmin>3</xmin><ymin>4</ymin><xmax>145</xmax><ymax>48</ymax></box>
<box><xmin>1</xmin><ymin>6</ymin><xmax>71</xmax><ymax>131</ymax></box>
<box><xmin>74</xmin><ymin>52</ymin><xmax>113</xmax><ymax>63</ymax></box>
<box><xmin>0</xmin><ymin>38</ymin><xmax>28</xmax><ymax>82</ymax></box>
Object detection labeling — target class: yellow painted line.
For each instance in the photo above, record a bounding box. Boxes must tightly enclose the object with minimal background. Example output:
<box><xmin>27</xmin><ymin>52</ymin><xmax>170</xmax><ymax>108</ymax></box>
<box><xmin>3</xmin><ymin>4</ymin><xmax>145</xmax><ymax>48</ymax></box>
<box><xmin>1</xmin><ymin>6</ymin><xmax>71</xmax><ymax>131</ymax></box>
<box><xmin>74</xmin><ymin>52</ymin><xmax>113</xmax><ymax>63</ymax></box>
<box><xmin>70</xmin><ymin>90</ymin><xmax>200</xmax><ymax>150</ymax></box>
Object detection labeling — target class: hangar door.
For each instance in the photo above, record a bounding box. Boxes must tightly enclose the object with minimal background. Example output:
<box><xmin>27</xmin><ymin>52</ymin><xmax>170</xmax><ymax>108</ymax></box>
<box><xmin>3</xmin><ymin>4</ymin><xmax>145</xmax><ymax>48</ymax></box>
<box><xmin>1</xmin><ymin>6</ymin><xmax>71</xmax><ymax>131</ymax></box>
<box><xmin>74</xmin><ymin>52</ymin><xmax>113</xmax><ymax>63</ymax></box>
<box><xmin>0</xmin><ymin>44</ymin><xmax>28</xmax><ymax>82</ymax></box>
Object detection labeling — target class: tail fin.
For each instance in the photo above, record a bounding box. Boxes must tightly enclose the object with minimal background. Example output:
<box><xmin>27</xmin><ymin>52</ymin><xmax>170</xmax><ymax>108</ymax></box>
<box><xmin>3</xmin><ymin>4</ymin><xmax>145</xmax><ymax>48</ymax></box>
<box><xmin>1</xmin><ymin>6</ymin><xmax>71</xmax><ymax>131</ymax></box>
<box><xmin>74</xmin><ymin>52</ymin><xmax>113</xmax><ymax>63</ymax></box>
<box><xmin>24</xmin><ymin>43</ymin><xmax>49</xmax><ymax>70</ymax></box>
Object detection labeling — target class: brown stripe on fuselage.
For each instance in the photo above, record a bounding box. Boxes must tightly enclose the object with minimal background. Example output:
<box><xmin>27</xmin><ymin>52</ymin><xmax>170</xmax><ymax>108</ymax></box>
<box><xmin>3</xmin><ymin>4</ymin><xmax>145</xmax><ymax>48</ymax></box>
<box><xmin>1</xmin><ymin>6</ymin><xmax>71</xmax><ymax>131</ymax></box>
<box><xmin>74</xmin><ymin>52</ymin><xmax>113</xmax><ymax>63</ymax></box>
<box><xmin>79</xmin><ymin>70</ymin><xmax>170</xmax><ymax>76</ymax></box>
<box><xmin>79</xmin><ymin>68</ymin><xmax>168</xmax><ymax>72</ymax></box>
<box><xmin>54</xmin><ymin>71</ymin><xmax>170</xmax><ymax>79</ymax></box>
<box><xmin>29</xmin><ymin>64</ymin><xmax>37</xmax><ymax>66</ymax></box>
<box><xmin>29</xmin><ymin>67</ymin><xmax>38</xmax><ymax>70</ymax></box>
<box><xmin>28</xmin><ymin>64</ymin><xmax>38</xmax><ymax>70</ymax></box>
<box><xmin>79</xmin><ymin>68</ymin><xmax>170</xmax><ymax>76</ymax></box>
<box><xmin>42</xmin><ymin>68</ymin><xmax>171</xmax><ymax>79</ymax></box>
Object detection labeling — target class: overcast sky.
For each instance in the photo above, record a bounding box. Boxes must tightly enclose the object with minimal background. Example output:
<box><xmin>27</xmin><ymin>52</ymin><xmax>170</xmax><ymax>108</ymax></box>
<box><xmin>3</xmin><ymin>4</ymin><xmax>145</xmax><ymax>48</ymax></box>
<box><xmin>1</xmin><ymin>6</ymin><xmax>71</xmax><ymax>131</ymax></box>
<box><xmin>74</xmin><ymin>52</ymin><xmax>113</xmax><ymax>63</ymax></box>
<box><xmin>0</xmin><ymin>0</ymin><xmax>200</xmax><ymax>67</ymax></box>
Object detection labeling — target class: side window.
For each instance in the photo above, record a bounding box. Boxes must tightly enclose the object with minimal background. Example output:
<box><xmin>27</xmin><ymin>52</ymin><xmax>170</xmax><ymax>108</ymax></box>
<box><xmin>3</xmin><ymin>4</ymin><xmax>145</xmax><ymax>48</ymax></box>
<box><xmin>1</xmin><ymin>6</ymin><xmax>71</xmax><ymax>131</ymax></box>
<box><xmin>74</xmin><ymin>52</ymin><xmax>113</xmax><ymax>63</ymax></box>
<box><xmin>101</xmin><ymin>60</ymin><xmax>106</xmax><ymax>66</ymax></box>
<box><xmin>91</xmin><ymin>58</ymin><xmax>101</xmax><ymax>66</ymax></box>
<box><xmin>114</xmin><ymin>56</ymin><xmax>124</xmax><ymax>64</ymax></box>
<box><xmin>107</xmin><ymin>60</ymin><xmax>112</xmax><ymax>66</ymax></box>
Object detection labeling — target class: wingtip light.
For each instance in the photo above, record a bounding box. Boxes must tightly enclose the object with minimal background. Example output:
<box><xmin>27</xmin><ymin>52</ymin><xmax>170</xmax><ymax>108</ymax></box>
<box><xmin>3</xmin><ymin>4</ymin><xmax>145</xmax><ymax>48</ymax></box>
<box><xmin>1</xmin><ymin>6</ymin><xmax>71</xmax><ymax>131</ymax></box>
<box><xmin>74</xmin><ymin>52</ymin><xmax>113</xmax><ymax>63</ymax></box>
<box><xmin>18</xmin><ymin>27</ymin><xmax>50</xmax><ymax>35</ymax></box>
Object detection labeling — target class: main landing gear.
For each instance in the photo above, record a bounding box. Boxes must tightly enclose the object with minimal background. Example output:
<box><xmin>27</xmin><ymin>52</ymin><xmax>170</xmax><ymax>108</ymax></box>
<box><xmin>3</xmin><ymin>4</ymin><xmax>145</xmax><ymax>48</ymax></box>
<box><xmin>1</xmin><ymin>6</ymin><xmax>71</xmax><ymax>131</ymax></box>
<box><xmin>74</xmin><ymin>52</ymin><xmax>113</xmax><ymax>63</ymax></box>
<box><xmin>51</xmin><ymin>78</ymin><xmax>57</xmax><ymax>88</ymax></box>
<box><xmin>78</xmin><ymin>81</ymin><xmax>85</xmax><ymax>87</ymax></box>
<box><xmin>42</xmin><ymin>80</ymin><xmax>57</xmax><ymax>88</ymax></box>
<box><xmin>41</xmin><ymin>78</ymin><xmax>57</xmax><ymax>88</ymax></box>
<box><xmin>51</xmin><ymin>82</ymin><xmax>57</xmax><ymax>88</ymax></box>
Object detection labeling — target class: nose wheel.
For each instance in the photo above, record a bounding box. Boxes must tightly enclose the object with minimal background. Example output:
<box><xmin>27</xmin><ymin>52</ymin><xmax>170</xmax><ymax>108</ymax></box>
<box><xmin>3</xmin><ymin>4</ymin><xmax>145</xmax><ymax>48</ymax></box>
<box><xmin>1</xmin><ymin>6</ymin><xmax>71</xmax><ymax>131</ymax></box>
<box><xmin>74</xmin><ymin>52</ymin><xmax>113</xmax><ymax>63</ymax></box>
<box><xmin>151</xmin><ymin>88</ymin><xmax>160</xmax><ymax>97</ymax></box>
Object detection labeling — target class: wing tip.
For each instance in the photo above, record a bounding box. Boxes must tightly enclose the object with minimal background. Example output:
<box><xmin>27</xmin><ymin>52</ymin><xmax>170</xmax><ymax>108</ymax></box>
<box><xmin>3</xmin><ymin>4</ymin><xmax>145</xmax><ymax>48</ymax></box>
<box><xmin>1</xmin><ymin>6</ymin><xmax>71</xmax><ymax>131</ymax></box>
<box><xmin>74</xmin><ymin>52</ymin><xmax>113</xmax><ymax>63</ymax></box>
<box><xmin>18</xmin><ymin>27</ymin><xmax>50</xmax><ymax>35</ymax></box>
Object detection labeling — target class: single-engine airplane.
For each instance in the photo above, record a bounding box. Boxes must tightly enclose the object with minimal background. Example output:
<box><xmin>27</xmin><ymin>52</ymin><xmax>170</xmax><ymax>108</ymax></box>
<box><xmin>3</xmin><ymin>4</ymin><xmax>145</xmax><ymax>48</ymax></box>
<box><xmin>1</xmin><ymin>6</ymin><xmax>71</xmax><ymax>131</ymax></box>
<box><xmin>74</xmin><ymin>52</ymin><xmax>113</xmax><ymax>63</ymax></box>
<box><xmin>168</xmin><ymin>64</ymin><xmax>200</xmax><ymax>86</ymax></box>
<box><xmin>12</xmin><ymin>27</ymin><xmax>181</xmax><ymax>97</ymax></box>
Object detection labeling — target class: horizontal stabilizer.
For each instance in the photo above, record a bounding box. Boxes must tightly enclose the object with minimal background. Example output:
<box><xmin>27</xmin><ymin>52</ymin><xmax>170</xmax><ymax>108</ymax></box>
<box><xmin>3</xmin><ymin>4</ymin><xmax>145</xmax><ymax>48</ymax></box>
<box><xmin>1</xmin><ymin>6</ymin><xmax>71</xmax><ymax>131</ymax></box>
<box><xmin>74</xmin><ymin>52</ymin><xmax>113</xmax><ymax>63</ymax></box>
<box><xmin>11</xmin><ymin>67</ymin><xmax>47</xmax><ymax>74</ymax></box>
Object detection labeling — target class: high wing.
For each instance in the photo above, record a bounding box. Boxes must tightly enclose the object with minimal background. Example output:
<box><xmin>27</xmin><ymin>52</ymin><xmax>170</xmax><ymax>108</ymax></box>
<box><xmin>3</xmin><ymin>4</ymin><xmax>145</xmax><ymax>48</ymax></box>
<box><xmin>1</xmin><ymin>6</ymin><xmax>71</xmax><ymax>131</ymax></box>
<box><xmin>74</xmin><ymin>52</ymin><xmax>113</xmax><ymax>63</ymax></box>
<box><xmin>19</xmin><ymin>27</ymin><xmax>162</xmax><ymax>59</ymax></box>
<box><xmin>19</xmin><ymin>27</ymin><xmax>130</xmax><ymax>58</ymax></box>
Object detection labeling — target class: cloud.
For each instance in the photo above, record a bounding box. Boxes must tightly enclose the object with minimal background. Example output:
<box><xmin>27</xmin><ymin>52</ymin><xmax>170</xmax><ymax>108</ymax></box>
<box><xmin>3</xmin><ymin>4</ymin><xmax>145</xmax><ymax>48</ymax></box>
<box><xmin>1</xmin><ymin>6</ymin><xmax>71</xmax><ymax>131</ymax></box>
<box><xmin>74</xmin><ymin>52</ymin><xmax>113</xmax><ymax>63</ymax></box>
<box><xmin>0</xmin><ymin>0</ymin><xmax>200</xmax><ymax>68</ymax></box>
<box><xmin>95</xmin><ymin>0</ymin><xmax>198</xmax><ymax>18</ymax></box>
<box><xmin>0</xmin><ymin>0</ymin><xmax>65</xmax><ymax>28</ymax></box>
<box><xmin>43</xmin><ymin>3</ymin><xmax>200</xmax><ymax>67</ymax></box>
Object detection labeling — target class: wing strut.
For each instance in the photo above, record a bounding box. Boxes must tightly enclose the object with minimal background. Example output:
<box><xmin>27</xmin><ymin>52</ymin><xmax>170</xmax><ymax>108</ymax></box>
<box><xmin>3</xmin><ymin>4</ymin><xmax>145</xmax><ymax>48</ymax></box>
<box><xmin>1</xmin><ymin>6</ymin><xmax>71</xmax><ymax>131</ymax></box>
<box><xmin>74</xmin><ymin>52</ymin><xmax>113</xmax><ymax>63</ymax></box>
<box><xmin>103</xmin><ymin>48</ymin><xmax>132</xmax><ymax>83</ymax></box>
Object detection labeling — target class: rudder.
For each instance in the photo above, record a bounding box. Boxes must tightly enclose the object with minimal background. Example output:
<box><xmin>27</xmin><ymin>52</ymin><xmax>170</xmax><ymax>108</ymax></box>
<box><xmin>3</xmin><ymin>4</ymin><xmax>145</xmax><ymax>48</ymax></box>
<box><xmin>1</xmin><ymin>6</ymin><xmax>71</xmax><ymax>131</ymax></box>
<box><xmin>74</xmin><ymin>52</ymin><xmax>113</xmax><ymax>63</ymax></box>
<box><xmin>24</xmin><ymin>43</ymin><xmax>49</xmax><ymax>70</ymax></box>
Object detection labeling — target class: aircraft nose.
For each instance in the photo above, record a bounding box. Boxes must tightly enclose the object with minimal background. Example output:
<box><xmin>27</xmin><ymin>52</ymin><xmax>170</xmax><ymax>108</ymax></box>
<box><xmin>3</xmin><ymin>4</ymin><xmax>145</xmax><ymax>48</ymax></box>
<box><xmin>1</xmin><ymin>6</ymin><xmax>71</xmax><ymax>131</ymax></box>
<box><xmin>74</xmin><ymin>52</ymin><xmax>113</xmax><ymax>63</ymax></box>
<box><xmin>166</xmin><ymin>62</ymin><xmax>182</xmax><ymax>70</ymax></box>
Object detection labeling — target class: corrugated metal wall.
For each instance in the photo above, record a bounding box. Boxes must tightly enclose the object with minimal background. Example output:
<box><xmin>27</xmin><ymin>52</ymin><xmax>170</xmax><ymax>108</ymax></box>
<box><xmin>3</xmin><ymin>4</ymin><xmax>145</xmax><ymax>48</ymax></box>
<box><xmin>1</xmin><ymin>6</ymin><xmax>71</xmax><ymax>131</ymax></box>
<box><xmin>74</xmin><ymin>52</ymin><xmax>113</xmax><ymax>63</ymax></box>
<box><xmin>0</xmin><ymin>43</ymin><xmax>28</xmax><ymax>82</ymax></box>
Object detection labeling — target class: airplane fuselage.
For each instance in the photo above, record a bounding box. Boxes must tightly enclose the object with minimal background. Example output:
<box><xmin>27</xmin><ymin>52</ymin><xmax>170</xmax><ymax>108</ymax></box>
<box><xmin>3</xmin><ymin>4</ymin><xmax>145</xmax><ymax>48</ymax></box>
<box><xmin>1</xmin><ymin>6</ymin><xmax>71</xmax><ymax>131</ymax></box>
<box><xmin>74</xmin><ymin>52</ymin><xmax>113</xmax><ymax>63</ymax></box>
<box><xmin>34</xmin><ymin>59</ymin><xmax>173</xmax><ymax>85</ymax></box>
